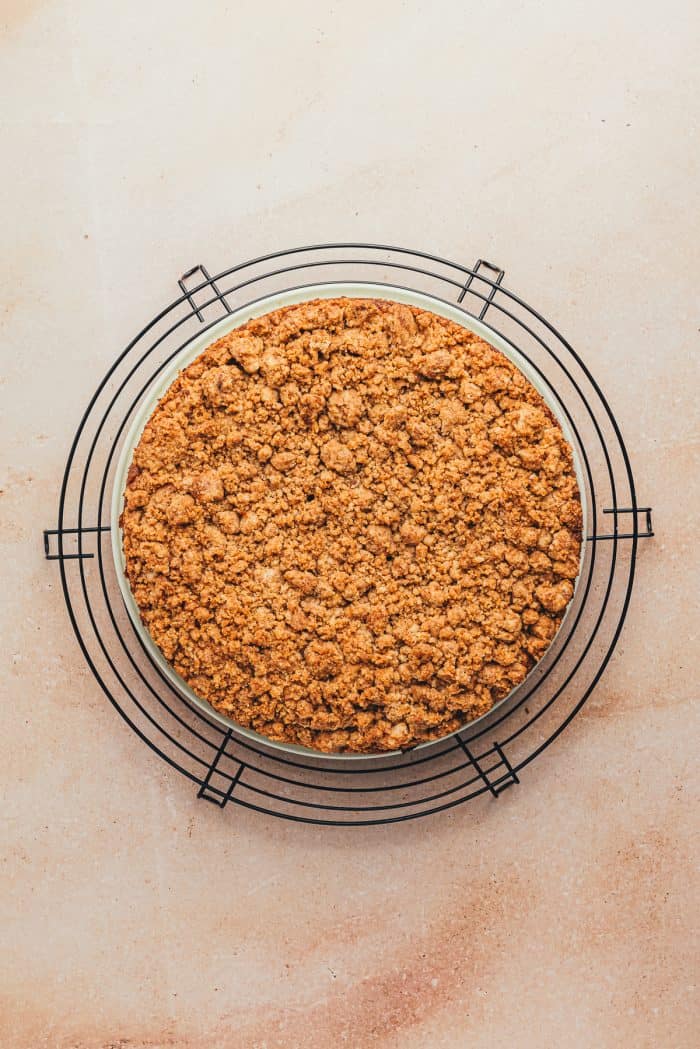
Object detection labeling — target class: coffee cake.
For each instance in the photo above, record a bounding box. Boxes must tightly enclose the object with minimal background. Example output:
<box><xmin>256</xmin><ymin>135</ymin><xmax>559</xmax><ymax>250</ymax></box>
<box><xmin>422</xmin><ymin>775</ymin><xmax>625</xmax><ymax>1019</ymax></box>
<box><xmin>120</xmin><ymin>297</ymin><xmax>582</xmax><ymax>753</ymax></box>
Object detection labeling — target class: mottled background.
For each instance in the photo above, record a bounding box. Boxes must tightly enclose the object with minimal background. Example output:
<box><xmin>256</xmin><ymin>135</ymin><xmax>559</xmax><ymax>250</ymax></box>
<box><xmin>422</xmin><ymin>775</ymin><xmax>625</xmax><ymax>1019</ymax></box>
<box><xmin>1</xmin><ymin>2</ymin><xmax>698</xmax><ymax>1047</ymax></box>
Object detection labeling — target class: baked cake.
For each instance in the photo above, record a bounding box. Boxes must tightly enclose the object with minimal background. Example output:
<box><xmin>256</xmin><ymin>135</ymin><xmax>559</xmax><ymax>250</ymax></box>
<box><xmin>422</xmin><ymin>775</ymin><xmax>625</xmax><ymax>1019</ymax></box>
<box><xmin>120</xmin><ymin>297</ymin><xmax>582</xmax><ymax>753</ymax></box>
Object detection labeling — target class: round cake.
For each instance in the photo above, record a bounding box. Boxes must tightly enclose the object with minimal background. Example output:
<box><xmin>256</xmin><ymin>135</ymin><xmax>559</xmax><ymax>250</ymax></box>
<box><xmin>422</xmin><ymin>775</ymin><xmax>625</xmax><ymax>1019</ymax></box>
<box><xmin>120</xmin><ymin>297</ymin><xmax>582</xmax><ymax>753</ymax></box>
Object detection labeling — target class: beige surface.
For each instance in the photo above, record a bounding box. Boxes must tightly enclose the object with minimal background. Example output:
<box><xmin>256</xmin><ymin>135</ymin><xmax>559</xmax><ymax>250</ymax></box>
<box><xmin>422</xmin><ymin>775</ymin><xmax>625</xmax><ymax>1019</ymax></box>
<box><xmin>1</xmin><ymin>2</ymin><xmax>699</xmax><ymax>1047</ymax></box>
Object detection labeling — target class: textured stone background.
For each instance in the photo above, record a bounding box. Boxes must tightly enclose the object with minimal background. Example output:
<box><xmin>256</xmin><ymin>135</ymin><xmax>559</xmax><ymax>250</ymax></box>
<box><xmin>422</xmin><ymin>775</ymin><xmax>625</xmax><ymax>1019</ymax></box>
<box><xmin>1</xmin><ymin>1</ymin><xmax>698</xmax><ymax>1046</ymax></box>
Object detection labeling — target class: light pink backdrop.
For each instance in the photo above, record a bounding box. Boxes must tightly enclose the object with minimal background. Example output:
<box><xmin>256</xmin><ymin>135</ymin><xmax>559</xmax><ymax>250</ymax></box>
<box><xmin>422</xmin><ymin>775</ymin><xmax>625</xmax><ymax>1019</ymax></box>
<box><xmin>1</xmin><ymin>1</ymin><xmax>698</xmax><ymax>1046</ymax></box>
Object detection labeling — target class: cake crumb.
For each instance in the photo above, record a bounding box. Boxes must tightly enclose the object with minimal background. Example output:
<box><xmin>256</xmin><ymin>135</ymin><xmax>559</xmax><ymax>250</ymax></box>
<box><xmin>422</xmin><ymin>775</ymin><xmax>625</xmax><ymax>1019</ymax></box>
<box><xmin>122</xmin><ymin>297</ymin><xmax>582</xmax><ymax>753</ymax></box>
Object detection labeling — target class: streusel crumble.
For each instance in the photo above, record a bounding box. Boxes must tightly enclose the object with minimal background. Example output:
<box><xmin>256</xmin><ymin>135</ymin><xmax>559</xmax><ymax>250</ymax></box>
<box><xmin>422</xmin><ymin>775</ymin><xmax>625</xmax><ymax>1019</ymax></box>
<box><xmin>121</xmin><ymin>298</ymin><xmax>582</xmax><ymax>753</ymax></box>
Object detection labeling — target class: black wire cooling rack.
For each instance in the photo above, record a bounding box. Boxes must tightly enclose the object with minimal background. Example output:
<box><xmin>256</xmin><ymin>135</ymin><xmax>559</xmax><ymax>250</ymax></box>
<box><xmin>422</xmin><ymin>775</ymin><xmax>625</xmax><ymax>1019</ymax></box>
<box><xmin>43</xmin><ymin>244</ymin><xmax>653</xmax><ymax>825</ymax></box>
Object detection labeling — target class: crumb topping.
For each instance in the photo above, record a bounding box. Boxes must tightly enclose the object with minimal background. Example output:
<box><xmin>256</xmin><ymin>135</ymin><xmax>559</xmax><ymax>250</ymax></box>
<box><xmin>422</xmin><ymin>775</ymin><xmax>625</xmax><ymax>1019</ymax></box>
<box><xmin>121</xmin><ymin>297</ymin><xmax>582</xmax><ymax>753</ymax></box>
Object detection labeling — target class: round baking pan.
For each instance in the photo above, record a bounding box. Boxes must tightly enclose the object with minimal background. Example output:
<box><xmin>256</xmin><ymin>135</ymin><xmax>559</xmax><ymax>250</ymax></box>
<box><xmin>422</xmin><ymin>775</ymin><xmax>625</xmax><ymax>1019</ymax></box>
<box><xmin>111</xmin><ymin>282</ymin><xmax>588</xmax><ymax>760</ymax></box>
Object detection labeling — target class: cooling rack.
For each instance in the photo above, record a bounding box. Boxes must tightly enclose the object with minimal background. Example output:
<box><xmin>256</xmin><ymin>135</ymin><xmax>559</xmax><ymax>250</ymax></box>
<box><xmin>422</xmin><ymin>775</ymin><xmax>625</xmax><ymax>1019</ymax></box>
<box><xmin>43</xmin><ymin>244</ymin><xmax>653</xmax><ymax>825</ymax></box>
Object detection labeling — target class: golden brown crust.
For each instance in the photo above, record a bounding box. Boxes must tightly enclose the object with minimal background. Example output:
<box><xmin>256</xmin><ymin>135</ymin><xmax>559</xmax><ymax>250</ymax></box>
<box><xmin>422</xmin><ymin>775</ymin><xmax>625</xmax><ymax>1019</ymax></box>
<box><xmin>121</xmin><ymin>297</ymin><xmax>582</xmax><ymax>753</ymax></box>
